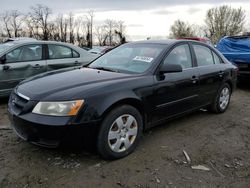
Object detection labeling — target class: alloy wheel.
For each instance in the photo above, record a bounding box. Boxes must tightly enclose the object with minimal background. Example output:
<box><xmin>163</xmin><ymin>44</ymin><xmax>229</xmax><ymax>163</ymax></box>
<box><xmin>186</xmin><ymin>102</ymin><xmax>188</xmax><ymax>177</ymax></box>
<box><xmin>219</xmin><ymin>87</ymin><xmax>230</xmax><ymax>110</ymax></box>
<box><xmin>108</xmin><ymin>114</ymin><xmax>138</xmax><ymax>153</ymax></box>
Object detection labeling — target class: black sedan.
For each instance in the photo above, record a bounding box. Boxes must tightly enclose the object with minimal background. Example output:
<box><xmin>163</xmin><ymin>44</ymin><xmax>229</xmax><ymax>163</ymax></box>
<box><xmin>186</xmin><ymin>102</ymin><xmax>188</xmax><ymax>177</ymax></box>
<box><xmin>8</xmin><ymin>40</ymin><xmax>237</xmax><ymax>159</ymax></box>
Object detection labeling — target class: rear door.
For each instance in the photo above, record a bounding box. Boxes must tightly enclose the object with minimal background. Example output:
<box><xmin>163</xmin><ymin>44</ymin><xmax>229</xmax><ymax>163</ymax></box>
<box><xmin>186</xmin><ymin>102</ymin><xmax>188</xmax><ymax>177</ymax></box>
<box><xmin>150</xmin><ymin>43</ymin><xmax>200</xmax><ymax>123</ymax></box>
<box><xmin>191</xmin><ymin>43</ymin><xmax>225</xmax><ymax>103</ymax></box>
<box><xmin>0</xmin><ymin>44</ymin><xmax>46</xmax><ymax>95</ymax></box>
<box><xmin>46</xmin><ymin>44</ymin><xmax>82</xmax><ymax>71</ymax></box>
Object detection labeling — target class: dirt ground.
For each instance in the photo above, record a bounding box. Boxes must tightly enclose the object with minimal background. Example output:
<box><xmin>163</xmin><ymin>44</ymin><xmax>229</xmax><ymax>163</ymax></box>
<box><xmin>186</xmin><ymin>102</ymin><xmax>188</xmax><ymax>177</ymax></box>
<box><xmin>0</xmin><ymin>84</ymin><xmax>250</xmax><ymax>188</ymax></box>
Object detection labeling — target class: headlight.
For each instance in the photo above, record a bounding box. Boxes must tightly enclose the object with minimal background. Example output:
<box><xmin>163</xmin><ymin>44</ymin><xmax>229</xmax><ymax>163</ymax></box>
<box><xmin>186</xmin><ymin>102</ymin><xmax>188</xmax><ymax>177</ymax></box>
<box><xmin>32</xmin><ymin>100</ymin><xmax>84</xmax><ymax>116</ymax></box>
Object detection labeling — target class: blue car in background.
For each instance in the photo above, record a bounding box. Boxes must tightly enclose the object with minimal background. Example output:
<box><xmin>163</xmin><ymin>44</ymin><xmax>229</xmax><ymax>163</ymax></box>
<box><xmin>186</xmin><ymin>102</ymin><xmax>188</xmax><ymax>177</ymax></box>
<box><xmin>217</xmin><ymin>36</ymin><xmax>250</xmax><ymax>80</ymax></box>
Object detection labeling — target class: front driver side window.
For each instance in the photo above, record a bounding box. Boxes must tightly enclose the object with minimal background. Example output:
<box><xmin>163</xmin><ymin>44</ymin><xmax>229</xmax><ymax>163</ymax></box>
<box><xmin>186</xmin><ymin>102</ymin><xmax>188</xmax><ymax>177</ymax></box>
<box><xmin>5</xmin><ymin>44</ymin><xmax>42</xmax><ymax>63</ymax></box>
<box><xmin>163</xmin><ymin>44</ymin><xmax>192</xmax><ymax>69</ymax></box>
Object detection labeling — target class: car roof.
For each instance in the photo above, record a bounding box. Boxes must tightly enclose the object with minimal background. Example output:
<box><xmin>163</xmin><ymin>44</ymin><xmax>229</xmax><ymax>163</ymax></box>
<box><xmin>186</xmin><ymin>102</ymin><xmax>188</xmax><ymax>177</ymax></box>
<box><xmin>177</xmin><ymin>37</ymin><xmax>210</xmax><ymax>41</ymax></box>
<box><xmin>0</xmin><ymin>40</ymin><xmax>94</xmax><ymax>57</ymax></box>
<box><xmin>2</xmin><ymin>40</ymin><xmax>82</xmax><ymax>51</ymax></box>
<box><xmin>6</xmin><ymin>40</ymin><xmax>74</xmax><ymax>45</ymax></box>
<box><xmin>132</xmin><ymin>39</ymin><xmax>176</xmax><ymax>45</ymax></box>
<box><xmin>4</xmin><ymin>37</ymin><xmax>37</xmax><ymax>43</ymax></box>
<box><xmin>131</xmin><ymin>39</ymin><xmax>212</xmax><ymax>47</ymax></box>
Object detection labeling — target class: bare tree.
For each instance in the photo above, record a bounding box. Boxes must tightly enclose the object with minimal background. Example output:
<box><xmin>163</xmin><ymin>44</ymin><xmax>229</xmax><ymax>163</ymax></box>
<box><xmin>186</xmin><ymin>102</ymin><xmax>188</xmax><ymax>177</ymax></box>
<box><xmin>169</xmin><ymin>20</ymin><xmax>197</xmax><ymax>38</ymax></box>
<box><xmin>29</xmin><ymin>4</ymin><xmax>52</xmax><ymax>40</ymax></box>
<box><xmin>85</xmin><ymin>10</ymin><xmax>94</xmax><ymax>48</ymax></box>
<box><xmin>24</xmin><ymin>15</ymin><xmax>36</xmax><ymax>38</ymax></box>
<box><xmin>204</xmin><ymin>5</ymin><xmax>245</xmax><ymax>43</ymax></box>
<box><xmin>68</xmin><ymin>12</ymin><xmax>74</xmax><ymax>44</ymax></box>
<box><xmin>74</xmin><ymin>17</ymin><xmax>89</xmax><ymax>46</ymax></box>
<box><xmin>54</xmin><ymin>14</ymin><xmax>67</xmax><ymax>42</ymax></box>
<box><xmin>103</xmin><ymin>19</ymin><xmax>117</xmax><ymax>46</ymax></box>
<box><xmin>1</xmin><ymin>11</ymin><xmax>12</xmax><ymax>38</ymax></box>
<box><xmin>0</xmin><ymin>27</ymin><xmax>6</xmax><ymax>42</ymax></box>
<box><xmin>94</xmin><ymin>20</ymin><xmax>126</xmax><ymax>46</ymax></box>
<box><xmin>9</xmin><ymin>10</ymin><xmax>23</xmax><ymax>37</ymax></box>
<box><xmin>115</xmin><ymin>21</ymin><xmax>126</xmax><ymax>44</ymax></box>
<box><xmin>0</xmin><ymin>5</ymin><xmax>127</xmax><ymax>46</ymax></box>
<box><xmin>95</xmin><ymin>25</ymin><xmax>108</xmax><ymax>46</ymax></box>
<box><xmin>0</xmin><ymin>10</ymin><xmax>24</xmax><ymax>38</ymax></box>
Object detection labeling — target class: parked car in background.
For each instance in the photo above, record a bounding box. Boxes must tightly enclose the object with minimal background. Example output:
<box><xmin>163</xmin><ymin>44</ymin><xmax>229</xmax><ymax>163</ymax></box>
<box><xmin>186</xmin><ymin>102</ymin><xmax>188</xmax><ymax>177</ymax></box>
<box><xmin>8</xmin><ymin>40</ymin><xmax>237</xmax><ymax>159</ymax></box>
<box><xmin>81</xmin><ymin>46</ymin><xmax>91</xmax><ymax>51</ymax></box>
<box><xmin>177</xmin><ymin>37</ymin><xmax>213</xmax><ymax>46</ymax></box>
<box><xmin>217</xmin><ymin>36</ymin><xmax>250</xmax><ymax>80</ymax></box>
<box><xmin>0</xmin><ymin>40</ymin><xmax>98</xmax><ymax>97</ymax></box>
<box><xmin>89</xmin><ymin>46</ymin><xmax>114</xmax><ymax>55</ymax></box>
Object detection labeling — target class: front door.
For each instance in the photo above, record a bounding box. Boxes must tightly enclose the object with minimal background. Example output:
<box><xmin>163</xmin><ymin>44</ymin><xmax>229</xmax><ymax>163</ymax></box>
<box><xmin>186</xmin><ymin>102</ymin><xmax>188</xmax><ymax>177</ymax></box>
<box><xmin>149</xmin><ymin>44</ymin><xmax>200</xmax><ymax>123</ymax></box>
<box><xmin>0</xmin><ymin>44</ymin><xmax>46</xmax><ymax>96</ymax></box>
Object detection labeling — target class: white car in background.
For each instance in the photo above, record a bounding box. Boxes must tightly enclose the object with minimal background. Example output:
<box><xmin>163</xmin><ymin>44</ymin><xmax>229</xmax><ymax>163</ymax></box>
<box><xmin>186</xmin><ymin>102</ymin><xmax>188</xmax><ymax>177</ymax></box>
<box><xmin>0</xmin><ymin>40</ymin><xmax>99</xmax><ymax>97</ymax></box>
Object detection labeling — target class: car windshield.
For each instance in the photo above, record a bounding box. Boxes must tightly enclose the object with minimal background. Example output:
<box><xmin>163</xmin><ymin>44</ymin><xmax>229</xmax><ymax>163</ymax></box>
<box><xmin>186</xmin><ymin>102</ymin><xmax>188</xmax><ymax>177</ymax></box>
<box><xmin>88</xmin><ymin>43</ymin><xmax>165</xmax><ymax>74</ymax></box>
<box><xmin>0</xmin><ymin>42</ymin><xmax>16</xmax><ymax>54</ymax></box>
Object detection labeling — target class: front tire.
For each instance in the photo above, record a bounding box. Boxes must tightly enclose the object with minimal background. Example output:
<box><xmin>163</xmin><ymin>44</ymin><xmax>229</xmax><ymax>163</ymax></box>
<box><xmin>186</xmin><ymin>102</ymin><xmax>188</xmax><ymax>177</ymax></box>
<box><xmin>97</xmin><ymin>105</ymin><xmax>143</xmax><ymax>160</ymax></box>
<box><xmin>210</xmin><ymin>83</ymin><xmax>231</xmax><ymax>113</ymax></box>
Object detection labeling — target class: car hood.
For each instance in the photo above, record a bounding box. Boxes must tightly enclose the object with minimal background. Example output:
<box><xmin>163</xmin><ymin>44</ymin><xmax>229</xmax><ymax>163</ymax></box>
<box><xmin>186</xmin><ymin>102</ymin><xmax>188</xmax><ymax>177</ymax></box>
<box><xmin>16</xmin><ymin>68</ymin><xmax>134</xmax><ymax>101</ymax></box>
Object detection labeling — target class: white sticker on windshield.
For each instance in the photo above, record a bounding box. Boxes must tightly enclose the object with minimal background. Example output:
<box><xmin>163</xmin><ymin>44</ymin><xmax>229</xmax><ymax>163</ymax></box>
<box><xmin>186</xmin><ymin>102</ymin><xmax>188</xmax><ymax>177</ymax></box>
<box><xmin>133</xmin><ymin>56</ymin><xmax>154</xmax><ymax>63</ymax></box>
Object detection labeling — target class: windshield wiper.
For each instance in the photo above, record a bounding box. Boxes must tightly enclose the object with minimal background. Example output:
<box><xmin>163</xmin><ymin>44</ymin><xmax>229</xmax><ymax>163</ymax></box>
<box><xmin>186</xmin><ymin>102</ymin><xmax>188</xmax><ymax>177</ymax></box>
<box><xmin>91</xmin><ymin>67</ymin><xmax>120</xmax><ymax>73</ymax></box>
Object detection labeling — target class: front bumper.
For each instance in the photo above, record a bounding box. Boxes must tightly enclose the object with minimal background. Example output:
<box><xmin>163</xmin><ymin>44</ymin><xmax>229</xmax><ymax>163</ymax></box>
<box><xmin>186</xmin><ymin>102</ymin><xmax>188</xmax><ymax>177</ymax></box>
<box><xmin>8</xmin><ymin>91</ymin><xmax>101</xmax><ymax>148</ymax></box>
<box><xmin>8</xmin><ymin>112</ymin><xmax>101</xmax><ymax>148</ymax></box>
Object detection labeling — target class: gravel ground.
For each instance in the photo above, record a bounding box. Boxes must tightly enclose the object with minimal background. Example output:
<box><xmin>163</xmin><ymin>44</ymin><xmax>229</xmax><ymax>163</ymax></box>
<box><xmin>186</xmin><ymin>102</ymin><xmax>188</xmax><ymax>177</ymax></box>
<box><xmin>0</xmin><ymin>85</ymin><xmax>249</xmax><ymax>188</ymax></box>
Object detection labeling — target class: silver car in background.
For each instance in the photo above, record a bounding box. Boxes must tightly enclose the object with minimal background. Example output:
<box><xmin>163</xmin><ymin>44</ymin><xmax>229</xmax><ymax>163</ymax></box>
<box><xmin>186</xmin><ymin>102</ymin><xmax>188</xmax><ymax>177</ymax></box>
<box><xmin>0</xmin><ymin>40</ymin><xmax>98</xmax><ymax>97</ymax></box>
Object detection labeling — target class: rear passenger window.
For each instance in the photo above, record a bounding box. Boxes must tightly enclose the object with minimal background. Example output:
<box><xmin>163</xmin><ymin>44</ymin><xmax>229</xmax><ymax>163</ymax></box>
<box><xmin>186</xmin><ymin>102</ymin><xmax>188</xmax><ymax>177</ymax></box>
<box><xmin>48</xmin><ymin>45</ymin><xmax>79</xmax><ymax>59</ymax></box>
<box><xmin>193</xmin><ymin>44</ymin><xmax>214</xmax><ymax>66</ymax></box>
<box><xmin>163</xmin><ymin>44</ymin><xmax>192</xmax><ymax>69</ymax></box>
<box><xmin>73</xmin><ymin>50</ymin><xmax>80</xmax><ymax>58</ymax></box>
<box><xmin>212</xmin><ymin>52</ymin><xmax>221</xmax><ymax>64</ymax></box>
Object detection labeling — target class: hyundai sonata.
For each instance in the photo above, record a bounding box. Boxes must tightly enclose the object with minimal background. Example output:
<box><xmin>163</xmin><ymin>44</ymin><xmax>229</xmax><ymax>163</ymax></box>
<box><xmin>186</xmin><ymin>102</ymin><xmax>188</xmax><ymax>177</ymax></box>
<box><xmin>8</xmin><ymin>40</ymin><xmax>237</xmax><ymax>159</ymax></box>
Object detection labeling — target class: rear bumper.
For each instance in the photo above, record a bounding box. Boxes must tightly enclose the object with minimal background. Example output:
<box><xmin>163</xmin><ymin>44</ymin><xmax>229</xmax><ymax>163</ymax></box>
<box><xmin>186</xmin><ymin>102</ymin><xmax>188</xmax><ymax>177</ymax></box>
<box><xmin>235</xmin><ymin>63</ymin><xmax>250</xmax><ymax>78</ymax></box>
<box><xmin>8</xmin><ymin>112</ymin><xmax>101</xmax><ymax>148</ymax></box>
<box><xmin>238</xmin><ymin>71</ymin><xmax>250</xmax><ymax>77</ymax></box>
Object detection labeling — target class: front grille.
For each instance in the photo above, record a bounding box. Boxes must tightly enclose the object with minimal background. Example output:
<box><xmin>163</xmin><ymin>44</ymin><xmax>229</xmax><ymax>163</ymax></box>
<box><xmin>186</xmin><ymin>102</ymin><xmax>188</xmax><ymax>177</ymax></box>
<box><xmin>13</xmin><ymin>93</ymin><xmax>28</xmax><ymax>109</ymax></box>
<box><xmin>9</xmin><ymin>91</ymin><xmax>36</xmax><ymax>115</ymax></box>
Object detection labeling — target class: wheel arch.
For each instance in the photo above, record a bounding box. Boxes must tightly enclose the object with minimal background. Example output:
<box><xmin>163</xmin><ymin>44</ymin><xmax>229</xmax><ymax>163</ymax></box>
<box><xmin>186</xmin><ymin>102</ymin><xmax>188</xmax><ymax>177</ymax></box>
<box><xmin>100</xmin><ymin>98</ymin><xmax>147</xmax><ymax>130</ymax></box>
<box><xmin>225</xmin><ymin>79</ymin><xmax>233</xmax><ymax>92</ymax></box>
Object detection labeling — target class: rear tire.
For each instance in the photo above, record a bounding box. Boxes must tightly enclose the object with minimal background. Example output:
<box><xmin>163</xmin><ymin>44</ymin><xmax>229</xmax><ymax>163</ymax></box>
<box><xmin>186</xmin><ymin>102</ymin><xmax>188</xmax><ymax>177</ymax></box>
<box><xmin>210</xmin><ymin>83</ymin><xmax>231</xmax><ymax>113</ymax></box>
<box><xmin>97</xmin><ymin>105</ymin><xmax>143</xmax><ymax>160</ymax></box>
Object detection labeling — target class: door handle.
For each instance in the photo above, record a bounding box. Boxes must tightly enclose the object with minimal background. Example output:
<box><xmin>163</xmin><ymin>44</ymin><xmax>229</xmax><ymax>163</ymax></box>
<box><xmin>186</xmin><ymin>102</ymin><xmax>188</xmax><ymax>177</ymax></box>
<box><xmin>191</xmin><ymin>76</ymin><xmax>199</xmax><ymax>84</ymax></box>
<box><xmin>74</xmin><ymin>61</ymin><xmax>81</xmax><ymax>66</ymax></box>
<box><xmin>218</xmin><ymin>71</ymin><xmax>224</xmax><ymax>77</ymax></box>
<box><xmin>3</xmin><ymin>65</ymin><xmax>10</xmax><ymax>71</ymax></box>
<box><xmin>33</xmin><ymin>64</ymin><xmax>42</xmax><ymax>69</ymax></box>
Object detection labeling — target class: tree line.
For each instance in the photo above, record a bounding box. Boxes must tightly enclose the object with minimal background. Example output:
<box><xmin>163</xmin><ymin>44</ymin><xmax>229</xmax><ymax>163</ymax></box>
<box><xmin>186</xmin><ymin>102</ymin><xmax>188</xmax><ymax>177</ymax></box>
<box><xmin>169</xmin><ymin>5</ymin><xmax>248</xmax><ymax>44</ymax></box>
<box><xmin>1</xmin><ymin>4</ymin><xmax>249</xmax><ymax>46</ymax></box>
<box><xmin>0</xmin><ymin>4</ymin><xmax>126</xmax><ymax>47</ymax></box>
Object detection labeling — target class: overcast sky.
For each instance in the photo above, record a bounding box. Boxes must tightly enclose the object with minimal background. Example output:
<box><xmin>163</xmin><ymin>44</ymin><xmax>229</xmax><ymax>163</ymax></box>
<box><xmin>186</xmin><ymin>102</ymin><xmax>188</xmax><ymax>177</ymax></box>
<box><xmin>2</xmin><ymin>0</ymin><xmax>250</xmax><ymax>40</ymax></box>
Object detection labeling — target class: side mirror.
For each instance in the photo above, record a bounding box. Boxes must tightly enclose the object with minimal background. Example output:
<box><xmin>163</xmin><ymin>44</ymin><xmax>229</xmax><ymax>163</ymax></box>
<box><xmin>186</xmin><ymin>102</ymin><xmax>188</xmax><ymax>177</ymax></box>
<box><xmin>160</xmin><ymin>64</ymin><xmax>183</xmax><ymax>74</ymax></box>
<box><xmin>0</xmin><ymin>55</ymin><xmax>6</xmax><ymax>64</ymax></box>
